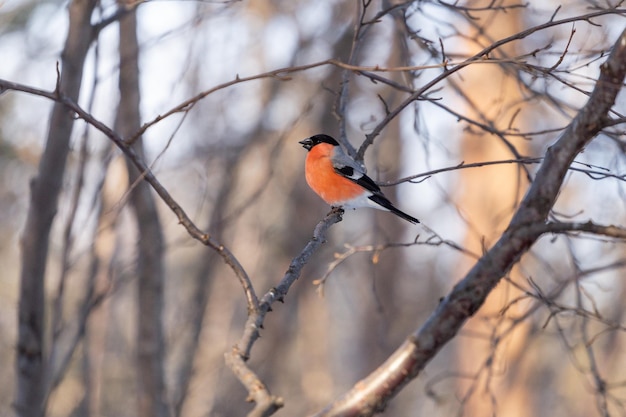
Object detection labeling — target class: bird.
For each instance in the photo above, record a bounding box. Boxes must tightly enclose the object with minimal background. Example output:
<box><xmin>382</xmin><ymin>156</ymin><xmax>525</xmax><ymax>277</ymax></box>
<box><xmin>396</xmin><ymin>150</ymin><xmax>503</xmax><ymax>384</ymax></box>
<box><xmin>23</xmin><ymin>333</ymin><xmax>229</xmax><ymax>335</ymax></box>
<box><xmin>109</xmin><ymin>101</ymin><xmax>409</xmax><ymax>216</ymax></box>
<box><xmin>299</xmin><ymin>134</ymin><xmax>419</xmax><ymax>224</ymax></box>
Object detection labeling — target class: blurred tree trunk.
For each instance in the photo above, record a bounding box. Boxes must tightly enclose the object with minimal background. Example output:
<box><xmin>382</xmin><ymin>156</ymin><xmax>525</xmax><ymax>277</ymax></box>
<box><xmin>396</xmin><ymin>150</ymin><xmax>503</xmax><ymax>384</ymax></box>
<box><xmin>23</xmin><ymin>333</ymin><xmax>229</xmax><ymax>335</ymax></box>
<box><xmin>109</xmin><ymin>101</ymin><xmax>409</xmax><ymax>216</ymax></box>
<box><xmin>115</xmin><ymin>8</ymin><xmax>168</xmax><ymax>417</ymax></box>
<box><xmin>357</xmin><ymin>5</ymin><xmax>413</xmax><ymax>379</ymax></box>
<box><xmin>454</xmin><ymin>4</ymin><xmax>531</xmax><ymax>417</ymax></box>
<box><xmin>172</xmin><ymin>156</ymin><xmax>235</xmax><ymax>417</ymax></box>
<box><xmin>15</xmin><ymin>1</ymin><xmax>96</xmax><ymax>416</ymax></box>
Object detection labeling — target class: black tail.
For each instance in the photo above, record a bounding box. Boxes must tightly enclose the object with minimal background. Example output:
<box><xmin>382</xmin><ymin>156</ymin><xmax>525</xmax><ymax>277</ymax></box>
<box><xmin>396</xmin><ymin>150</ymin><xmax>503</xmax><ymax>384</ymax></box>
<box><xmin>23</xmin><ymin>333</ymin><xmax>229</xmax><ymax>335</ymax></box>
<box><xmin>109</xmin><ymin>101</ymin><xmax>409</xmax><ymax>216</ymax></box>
<box><xmin>368</xmin><ymin>194</ymin><xmax>420</xmax><ymax>224</ymax></box>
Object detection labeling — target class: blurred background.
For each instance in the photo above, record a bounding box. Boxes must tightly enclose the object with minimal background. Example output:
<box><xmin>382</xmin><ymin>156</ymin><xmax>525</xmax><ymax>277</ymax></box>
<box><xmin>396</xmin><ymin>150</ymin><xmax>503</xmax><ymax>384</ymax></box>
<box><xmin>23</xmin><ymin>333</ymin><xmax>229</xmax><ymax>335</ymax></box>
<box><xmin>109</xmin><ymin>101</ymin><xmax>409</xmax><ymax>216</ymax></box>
<box><xmin>0</xmin><ymin>0</ymin><xmax>625</xmax><ymax>416</ymax></box>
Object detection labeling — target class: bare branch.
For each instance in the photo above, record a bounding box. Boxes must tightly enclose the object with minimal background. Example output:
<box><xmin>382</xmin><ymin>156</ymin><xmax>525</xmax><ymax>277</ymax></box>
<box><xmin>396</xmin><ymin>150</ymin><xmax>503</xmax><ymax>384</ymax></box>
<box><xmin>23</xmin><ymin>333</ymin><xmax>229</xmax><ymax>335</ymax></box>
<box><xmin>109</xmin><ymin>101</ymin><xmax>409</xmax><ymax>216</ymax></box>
<box><xmin>532</xmin><ymin>221</ymin><xmax>626</xmax><ymax>239</ymax></box>
<box><xmin>0</xmin><ymin>77</ymin><xmax>258</xmax><ymax>315</ymax></box>
<box><xmin>438</xmin><ymin>0</ymin><xmax>529</xmax><ymax>13</ymax></box>
<box><xmin>356</xmin><ymin>7</ymin><xmax>626</xmax><ymax>159</ymax></box>
<box><xmin>381</xmin><ymin>157</ymin><xmax>626</xmax><ymax>186</ymax></box>
<box><xmin>225</xmin><ymin>208</ymin><xmax>343</xmax><ymax>416</ymax></box>
<box><xmin>0</xmin><ymin>67</ymin><xmax>344</xmax><ymax>417</ymax></box>
<box><xmin>224</xmin><ymin>347</ymin><xmax>284</xmax><ymax>417</ymax></box>
<box><xmin>313</xmin><ymin>27</ymin><xmax>626</xmax><ymax>417</ymax></box>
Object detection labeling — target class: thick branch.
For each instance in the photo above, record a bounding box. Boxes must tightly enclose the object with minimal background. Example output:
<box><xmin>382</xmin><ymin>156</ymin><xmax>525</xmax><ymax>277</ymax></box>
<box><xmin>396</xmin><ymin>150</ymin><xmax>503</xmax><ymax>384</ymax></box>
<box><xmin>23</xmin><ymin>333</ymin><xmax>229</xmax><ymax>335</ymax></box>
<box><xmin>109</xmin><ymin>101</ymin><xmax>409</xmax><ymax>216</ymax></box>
<box><xmin>313</xmin><ymin>27</ymin><xmax>626</xmax><ymax>417</ymax></box>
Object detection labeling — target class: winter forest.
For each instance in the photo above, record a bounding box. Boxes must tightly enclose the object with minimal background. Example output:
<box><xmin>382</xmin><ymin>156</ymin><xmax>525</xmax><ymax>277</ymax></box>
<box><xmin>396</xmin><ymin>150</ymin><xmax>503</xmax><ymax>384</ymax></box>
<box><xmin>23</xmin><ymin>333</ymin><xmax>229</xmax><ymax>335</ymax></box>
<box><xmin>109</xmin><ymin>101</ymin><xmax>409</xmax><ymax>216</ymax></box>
<box><xmin>0</xmin><ymin>1</ymin><xmax>625</xmax><ymax>416</ymax></box>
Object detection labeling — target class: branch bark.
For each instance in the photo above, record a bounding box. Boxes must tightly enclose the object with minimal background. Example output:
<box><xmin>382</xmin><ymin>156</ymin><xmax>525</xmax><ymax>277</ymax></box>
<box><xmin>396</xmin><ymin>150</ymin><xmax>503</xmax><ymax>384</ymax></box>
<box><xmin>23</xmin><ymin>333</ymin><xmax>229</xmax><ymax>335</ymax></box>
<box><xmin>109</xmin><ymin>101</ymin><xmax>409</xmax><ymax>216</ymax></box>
<box><xmin>313</xmin><ymin>27</ymin><xmax>626</xmax><ymax>417</ymax></box>
<box><xmin>15</xmin><ymin>1</ymin><xmax>97</xmax><ymax>416</ymax></box>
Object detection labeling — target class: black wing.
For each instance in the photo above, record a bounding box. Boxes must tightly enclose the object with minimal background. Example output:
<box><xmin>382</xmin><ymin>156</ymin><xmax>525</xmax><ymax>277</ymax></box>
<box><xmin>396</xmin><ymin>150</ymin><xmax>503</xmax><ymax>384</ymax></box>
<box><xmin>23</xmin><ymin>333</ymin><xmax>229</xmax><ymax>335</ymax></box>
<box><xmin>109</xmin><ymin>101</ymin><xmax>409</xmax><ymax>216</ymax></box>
<box><xmin>335</xmin><ymin>165</ymin><xmax>382</xmax><ymax>193</ymax></box>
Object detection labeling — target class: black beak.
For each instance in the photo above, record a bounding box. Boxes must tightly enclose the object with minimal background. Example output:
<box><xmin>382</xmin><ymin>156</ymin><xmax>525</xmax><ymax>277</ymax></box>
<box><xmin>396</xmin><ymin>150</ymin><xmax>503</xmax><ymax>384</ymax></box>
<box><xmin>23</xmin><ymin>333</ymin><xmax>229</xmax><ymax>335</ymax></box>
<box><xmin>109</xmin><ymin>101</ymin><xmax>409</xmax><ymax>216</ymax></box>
<box><xmin>299</xmin><ymin>138</ymin><xmax>313</xmax><ymax>151</ymax></box>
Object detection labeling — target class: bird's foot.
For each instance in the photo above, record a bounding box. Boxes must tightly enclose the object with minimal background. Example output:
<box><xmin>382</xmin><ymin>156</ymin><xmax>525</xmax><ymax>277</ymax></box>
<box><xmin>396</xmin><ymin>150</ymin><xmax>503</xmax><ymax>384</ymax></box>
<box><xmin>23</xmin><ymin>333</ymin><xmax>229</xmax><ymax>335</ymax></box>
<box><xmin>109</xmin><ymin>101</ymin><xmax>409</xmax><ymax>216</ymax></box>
<box><xmin>329</xmin><ymin>206</ymin><xmax>345</xmax><ymax>219</ymax></box>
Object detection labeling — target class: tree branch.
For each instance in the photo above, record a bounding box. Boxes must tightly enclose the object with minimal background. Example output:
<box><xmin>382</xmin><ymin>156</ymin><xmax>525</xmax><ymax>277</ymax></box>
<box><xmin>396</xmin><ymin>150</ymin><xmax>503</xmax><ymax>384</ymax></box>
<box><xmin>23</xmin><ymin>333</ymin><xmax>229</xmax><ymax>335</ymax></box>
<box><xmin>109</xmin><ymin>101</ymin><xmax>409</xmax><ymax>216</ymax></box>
<box><xmin>356</xmin><ymin>7</ymin><xmax>626</xmax><ymax>159</ymax></box>
<box><xmin>225</xmin><ymin>208</ymin><xmax>343</xmax><ymax>416</ymax></box>
<box><xmin>0</xmin><ymin>78</ymin><xmax>258</xmax><ymax>316</ymax></box>
<box><xmin>380</xmin><ymin>157</ymin><xmax>626</xmax><ymax>186</ymax></box>
<box><xmin>0</xmin><ymin>63</ymin><xmax>346</xmax><ymax>417</ymax></box>
<box><xmin>532</xmin><ymin>221</ymin><xmax>626</xmax><ymax>239</ymax></box>
<box><xmin>313</xmin><ymin>27</ymin><xmax>626</xmax><ymax>417</ymax></box>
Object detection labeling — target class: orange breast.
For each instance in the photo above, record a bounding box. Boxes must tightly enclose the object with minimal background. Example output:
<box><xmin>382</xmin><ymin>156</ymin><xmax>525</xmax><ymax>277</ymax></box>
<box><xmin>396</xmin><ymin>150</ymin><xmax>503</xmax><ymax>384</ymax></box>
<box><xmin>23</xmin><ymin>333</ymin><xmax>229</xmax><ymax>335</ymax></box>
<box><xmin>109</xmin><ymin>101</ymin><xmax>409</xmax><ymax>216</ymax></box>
<box><xmin>305</xmin><ymin>144</ymin><xmax>365</xmax><ymax>205</ymax></box>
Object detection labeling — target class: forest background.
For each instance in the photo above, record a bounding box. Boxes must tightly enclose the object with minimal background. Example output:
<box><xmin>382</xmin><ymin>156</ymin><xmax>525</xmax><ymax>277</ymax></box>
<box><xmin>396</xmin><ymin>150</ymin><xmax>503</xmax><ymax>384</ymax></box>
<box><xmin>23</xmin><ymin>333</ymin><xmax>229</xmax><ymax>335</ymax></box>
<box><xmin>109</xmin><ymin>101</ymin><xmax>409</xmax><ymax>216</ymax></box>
<box><xmin>0</xmin><ymin>1</ymin><xmax>625</xmax><ymax>416</ymax></box>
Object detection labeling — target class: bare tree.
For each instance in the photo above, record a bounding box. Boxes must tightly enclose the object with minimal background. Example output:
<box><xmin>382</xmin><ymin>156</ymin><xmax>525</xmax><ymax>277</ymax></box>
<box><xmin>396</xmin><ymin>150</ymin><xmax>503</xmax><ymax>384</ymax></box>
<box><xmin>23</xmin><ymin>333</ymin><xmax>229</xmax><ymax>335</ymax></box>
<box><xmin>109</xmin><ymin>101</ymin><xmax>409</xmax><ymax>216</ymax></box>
<box><xmin>314</xmin><ymin>28</ymin><xmax>626</xmax><ymax>415</ymax></box>
<box><xmin>1</xmin><ymin>2</ymin><xmax>625</xmax><ymax>417</ymax></box>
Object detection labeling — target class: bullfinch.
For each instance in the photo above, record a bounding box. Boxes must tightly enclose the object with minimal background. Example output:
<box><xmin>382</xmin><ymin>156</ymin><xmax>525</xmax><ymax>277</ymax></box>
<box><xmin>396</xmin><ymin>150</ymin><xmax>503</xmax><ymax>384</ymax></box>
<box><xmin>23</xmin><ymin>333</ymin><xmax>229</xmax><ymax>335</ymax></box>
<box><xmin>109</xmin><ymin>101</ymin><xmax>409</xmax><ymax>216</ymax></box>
<box><xmin>299</xmin><ymin>134</ymin><xmax>419</xmax><ymax>224</ymax></box>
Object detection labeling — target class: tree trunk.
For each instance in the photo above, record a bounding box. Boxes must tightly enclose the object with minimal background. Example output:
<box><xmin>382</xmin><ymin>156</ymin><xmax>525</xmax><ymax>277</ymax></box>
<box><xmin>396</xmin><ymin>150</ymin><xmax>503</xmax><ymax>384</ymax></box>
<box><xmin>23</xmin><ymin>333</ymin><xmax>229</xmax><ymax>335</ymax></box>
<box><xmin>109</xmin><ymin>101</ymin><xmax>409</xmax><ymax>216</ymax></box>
<box><xmin>116</xmin><ymin>8</ymin><xmax>169</xmax><ymax>417</ymax></box>
<box><xmin>15</xmin><ymin>1</ymin><xmax>96</xmax><ymax>416</ymax></box>
<box><xmin>454</xmin><ymin>5</ymin><xmax>531</xmax><ymax>417</ymax></box>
